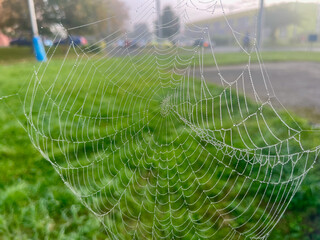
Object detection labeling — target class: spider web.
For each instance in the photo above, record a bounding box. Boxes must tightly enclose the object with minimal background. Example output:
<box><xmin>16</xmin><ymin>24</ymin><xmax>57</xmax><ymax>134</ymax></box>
<box><xmin>4</xmin><ymin>0</ymin><xmax>320</xmax><ymax>239</ymax></box>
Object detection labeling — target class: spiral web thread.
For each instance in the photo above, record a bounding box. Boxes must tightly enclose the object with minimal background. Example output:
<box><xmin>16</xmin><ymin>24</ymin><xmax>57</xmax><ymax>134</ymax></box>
<box><xmin>10</xmin><ymin>0</ymin><xmax>320</xmax><ymax>239</ymax></box>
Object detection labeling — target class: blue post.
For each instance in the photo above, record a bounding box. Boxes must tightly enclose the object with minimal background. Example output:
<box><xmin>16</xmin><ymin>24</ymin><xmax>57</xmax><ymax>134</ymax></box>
<box><xmin>33</xmin><ymin>36</ymin><xmax>47</xmax><ymax>62</ymax></box>
<box><xmin>28</xmin><ymin>0</ymin><xmax>47</xmax><ymax>62</ymax></box>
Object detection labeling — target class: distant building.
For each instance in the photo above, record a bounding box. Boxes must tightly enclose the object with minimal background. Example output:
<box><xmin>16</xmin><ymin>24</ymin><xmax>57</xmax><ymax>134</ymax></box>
<box><xmin>186</xmin><ymin>2</ymin><xmax>319</xmax><ymax>47</ymax></box>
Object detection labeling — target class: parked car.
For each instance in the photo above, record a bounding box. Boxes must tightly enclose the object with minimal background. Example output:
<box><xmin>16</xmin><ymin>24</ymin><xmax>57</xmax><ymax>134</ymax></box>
<box><xmin>10</xmin><ymin>37</ymin><xmax>54</xmax><ymax>47</ymax></box>
<box><xmin>10</xmin><ymin>38</ymin><xmax>32</xmax><ymax>46</ymax></box>
<box><xmin>147</xmin><ymin>40</ymin><xmax>174</xmax><ymax>48</ymax></box>
<box><xmin>193</xmin><ymin>39</ymin><xmax>210</xmax><ymax>48</ymax></box>
<box><xmin>55</xmin><ymin>36</ymin><xmax>88</xmax><ymax>46</ymax></box>
<box><xmin>176</xmin><ymin>39</ymin><xmax>194</xmax><ymax>47</ymax></box>
<box><xmin>162</xmin><ymin>40</ymin><xmax>174</xmax><ymax>48</ymax></box>
<box><xmin>148</xmin><ymin>40</ymin><xmax>159</xmax><ymax>47</ymax></box>
<box><xmin>43</xmin><ymin>38</ymin><xmax>53</xmax><ymax>47</ymax></box>
<box><xmin>119</xmin><ymin>39</ymin><xmax>139</xmax><ymax>49</ymax></box>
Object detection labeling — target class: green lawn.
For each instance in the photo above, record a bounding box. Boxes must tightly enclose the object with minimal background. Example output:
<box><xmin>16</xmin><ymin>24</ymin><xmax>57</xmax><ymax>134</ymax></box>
<box><xmin>0</xmin><ymin>47</ymin><xmax>75</xmax><ymax>65</ymax></box>
<box><xmin>0</xmin><ymin>49</ymin><xmax>320</xmax><ymax>239</ymax></box>
<box><xmin>2</xmin><ymin>47</ymin><xmax>320</xmax><ymax>66</ymax></box>
<box><xmin>0</xmin><ymin>61</ymin><xmax>106</xmax><ymax>239</ymax></box>
<box><xmin>198</xmin><ymin>51</ymin><xmax>320</xmax><ymax>67</ymax></box>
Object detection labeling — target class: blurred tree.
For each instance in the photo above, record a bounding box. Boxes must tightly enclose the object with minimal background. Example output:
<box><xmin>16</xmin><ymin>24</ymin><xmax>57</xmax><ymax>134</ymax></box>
<box><xmin>265</xmin><ymin>5</ymin><xmax>302</xmax><ymax>42</ymax></box>
<box><xmin>155</xmin><ymin>6</ymin><xmax>180</xmax><ymax>41</ymax></box>
<box><xmin>130</xmin><ymin>23</ymin><xmax>151</xmax><ymax>41</ymax></box>
<box><xmin>0</xmin><ymin>0</ymin><xmax>128</xmax><ymax>37</ymax></box>
<box><xmin>0</xmin><ymin>0</ymin><xmax>36</xmax><ymax>37</ymax></box>
<box><xmin>44</xmin><ymin>0</ymin><xmax>128</xmax><ymax>37</ymax></box>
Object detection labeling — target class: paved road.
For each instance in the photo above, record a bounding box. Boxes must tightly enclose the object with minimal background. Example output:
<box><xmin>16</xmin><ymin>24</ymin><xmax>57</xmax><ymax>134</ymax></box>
<box><xmin>197</xmin><ymin>62</ymin><xmax>320</xmax><ymax>123</ymax></box>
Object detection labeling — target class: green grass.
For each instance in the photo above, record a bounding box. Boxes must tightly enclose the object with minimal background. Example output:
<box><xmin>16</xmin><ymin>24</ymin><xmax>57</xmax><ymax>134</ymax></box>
<box><xmin>2</xmin><ymin>47</ymin><xmax>320</xmax><ymax>66</ymax></box>
<box><xmin>198</xmin><ymin>51</ymin><xmax>320</xmax><ymax>67</ymax></box>
<box><xmin>0</xmin><ymin>47</ymin><xmax>75</xmax><ymax>65</ymax></box>
<box><xmin>0</xmin><ymin>49</ymin><xmax>320</xmax><ymax>239</ymax></box>
<box><xmin>0</xmin><ymin>47</ymin><xmax>34</xmax><ymax>63</ymax></box>
<box><xmin>0</xmin><ymin>61</ymin><xmax>106</xmax><ymax>239</ymax></box>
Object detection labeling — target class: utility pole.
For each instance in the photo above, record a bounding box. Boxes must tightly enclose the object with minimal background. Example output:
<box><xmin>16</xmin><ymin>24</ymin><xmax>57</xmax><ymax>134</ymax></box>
<box><xmin>156</xmin><ymin>0</ymin><xmax>162</xmax><ymax>42</ymax></box>
<box><xmin>317</xmin><ymin>3</ymin><xmax>320</xmax><ymax>33</ymax></box>
<box><xmin>292</xmin><ymin>1</ymin><xmax>297</xmax><ymax>40</ymax></box>
<box><xmin>106</xmin><ymin>0</ymin><xmax>112</xmax><ymax>41</ymax></box>
<box><xmin>27</xmin><ymin>0</ymin><xmax>47</xmax><ymax>62</ymax></box>
<box><xmin>257</xmin><ymin>0</ymin><xmax>264</xmax><ymax>50</ymax></box>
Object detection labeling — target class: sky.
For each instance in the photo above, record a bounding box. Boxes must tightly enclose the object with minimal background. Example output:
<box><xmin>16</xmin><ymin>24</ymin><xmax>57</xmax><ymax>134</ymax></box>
<box><xmin>123</xmin><ymin>0</ymin><xmax>319</xmax><ymax>26</ymax></box>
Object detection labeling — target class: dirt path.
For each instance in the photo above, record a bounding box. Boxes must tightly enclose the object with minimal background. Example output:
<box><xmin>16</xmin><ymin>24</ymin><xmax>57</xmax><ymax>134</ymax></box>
<box><xmin>198</xmin><ymin>62</ymin><xmax>320</xmax><ymax>123</ymax></box>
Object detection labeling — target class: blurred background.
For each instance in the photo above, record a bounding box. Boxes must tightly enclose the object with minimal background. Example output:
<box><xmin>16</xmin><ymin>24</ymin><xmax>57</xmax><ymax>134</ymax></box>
<box><xmin>1</xmin><ymin>0</ymin><xmax>320</xmax><ymax>50</ymax></box>
<box><xmin>0</xmin><ymin>0</ymin><xmax>320</xmax><ymax>239</ymax></box>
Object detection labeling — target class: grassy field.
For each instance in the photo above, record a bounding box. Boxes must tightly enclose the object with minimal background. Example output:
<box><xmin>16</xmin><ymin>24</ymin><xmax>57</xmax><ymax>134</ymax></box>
<box><xmin>197</xmin><ymin>51</ymin><xmax>320</xmax><ymax>67</ymax></box>
<box><xmin>2</xmin><ymin>47</ymin><xmax>320</xmax><ymax>66</ymax></box>
<box><xmin>0</xmin><ymin>61</ymin><xmax>106</xmax><ymax>239</ymax></box>
<box><xmin>0</xmin><ymin>48</ymin><xmax>320</xmax><ymax>239</ymax></box>
<box><xmin>0</xmin><ymin>47</ymin><xmax>75</xmax><ymax>65</ymax></box>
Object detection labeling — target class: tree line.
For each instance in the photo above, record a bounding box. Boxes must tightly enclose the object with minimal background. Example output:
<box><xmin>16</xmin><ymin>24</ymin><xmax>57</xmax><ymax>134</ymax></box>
<box><xmin>0</xmin><ymin>0</ymin><xmax>128</xmax><ymax>37</ymax></box>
